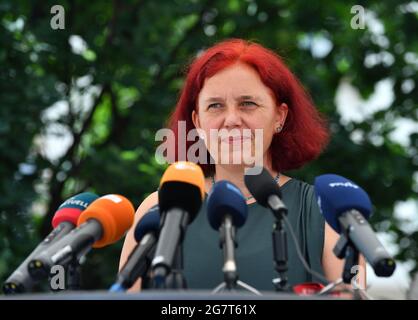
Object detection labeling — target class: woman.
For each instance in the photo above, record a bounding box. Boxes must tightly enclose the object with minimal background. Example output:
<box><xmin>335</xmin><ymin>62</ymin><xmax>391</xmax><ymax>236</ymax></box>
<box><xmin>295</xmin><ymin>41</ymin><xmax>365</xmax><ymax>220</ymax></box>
<box><xmin>119</xmin><ymin>38</ymin><xmax>366</xmax><ymax>293</ymax></box>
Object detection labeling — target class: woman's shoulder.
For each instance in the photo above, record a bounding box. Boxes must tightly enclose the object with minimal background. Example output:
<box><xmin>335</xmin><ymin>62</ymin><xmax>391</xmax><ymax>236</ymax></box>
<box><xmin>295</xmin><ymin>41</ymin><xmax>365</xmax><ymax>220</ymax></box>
<box><xmin>281</xmin><ymin>178</ymin><xmax>325</xmax><ymax>238</ymax></box>
<box><xmin>143</xmin><ymin>190</ymin><xmax>159</xmax><ymax>205</ymax></box>
<box><xmin>282</xmin><ymin>177</ymin><xmax>313</xmax><ymax>194</ymax></box>
<box><xmin>135</xmin><ymin>191</ymin><xmax>159</xmax><ymax>218</ymax></box>
<box><xmin>281</xmin><ymin>177</ymin><xmax>318</xmax><ymax>208</ymax></box>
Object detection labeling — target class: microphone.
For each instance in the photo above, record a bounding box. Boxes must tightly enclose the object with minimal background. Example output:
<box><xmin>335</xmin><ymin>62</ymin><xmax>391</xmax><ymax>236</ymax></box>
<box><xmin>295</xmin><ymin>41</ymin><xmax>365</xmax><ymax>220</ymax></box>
<box><xmin>151</xmin><ymin>161</ymin><xmax>205</xmax><ymax>285</ymax></box>
<box><xmin>2</xmin><ymin>192</ymin><xmax>99</xmax><ymax>294</ymax></box>
<box><xmin>244</xmin><ymin>166</ymin><xmax>287</xmax><ymax>218</ymax></box>
<box><xmin>314</xmin><ymin>174</ymin><xmax>396</xmax><ymax>277</ymax></box>
<box><xmin>207</xmin><ymin>180</ymin><xmax>248</xmax><ymax>289</ymax></box>
<box><xmin>28</xmin><ymin>194</ymin><xmax>135</xmax><ymax>280</ymax></box>
<box><xmin>110</xmin><ymin>205</ymin><xmax>160</xmax><ymax>292</ymax></box>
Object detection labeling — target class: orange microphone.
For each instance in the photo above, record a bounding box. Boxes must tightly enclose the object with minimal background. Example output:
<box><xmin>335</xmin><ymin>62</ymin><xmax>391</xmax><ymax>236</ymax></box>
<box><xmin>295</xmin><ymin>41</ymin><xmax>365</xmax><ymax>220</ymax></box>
<box><xmin>28</xmin><ymin>194</ymin><xmax>134</xmax><ymax>280</ymax></box>
<box><xmin>77</xmin><ymin>194</ymin><xmax>134</xmax><ymax>248</ymax></box>
<box><xmin>151</xmin><ymin>162</ymin><xmax>205</xmax><ymax>285</ymax></box>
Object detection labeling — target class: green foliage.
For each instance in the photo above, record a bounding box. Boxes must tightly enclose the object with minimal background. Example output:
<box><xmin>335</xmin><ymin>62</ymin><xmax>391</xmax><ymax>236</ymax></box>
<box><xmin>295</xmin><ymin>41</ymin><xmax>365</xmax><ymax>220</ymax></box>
<box><xmin>1</xmin><ymin>0</ymin><xmax>417</xmax><ymax>291</ymax></box>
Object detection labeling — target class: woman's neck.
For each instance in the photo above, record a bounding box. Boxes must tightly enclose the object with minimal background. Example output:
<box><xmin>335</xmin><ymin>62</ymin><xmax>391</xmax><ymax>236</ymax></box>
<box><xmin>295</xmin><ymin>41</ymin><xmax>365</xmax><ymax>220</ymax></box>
<box><xmin>212</xmin><ymin>162</ymin><xmax>278</xmax><ymax>200</ymax></box>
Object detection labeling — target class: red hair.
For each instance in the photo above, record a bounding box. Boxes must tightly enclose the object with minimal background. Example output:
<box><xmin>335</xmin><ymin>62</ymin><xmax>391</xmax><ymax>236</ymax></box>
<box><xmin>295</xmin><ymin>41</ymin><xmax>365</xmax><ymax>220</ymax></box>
<box><xmin>167</xmin><ymin>38</ymin><xmax>330</xmax><ymax>176</ymax></box>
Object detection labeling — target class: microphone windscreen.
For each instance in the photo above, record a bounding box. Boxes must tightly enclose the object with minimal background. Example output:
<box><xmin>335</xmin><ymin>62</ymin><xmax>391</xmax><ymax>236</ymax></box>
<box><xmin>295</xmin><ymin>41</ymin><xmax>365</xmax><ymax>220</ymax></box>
<box><xmin>77</xmin><ymin>194</ymin><xmax>135</xmax><ymax>248</ymax></box>
<box><xmin>52</xmin><ymin>192</ymin><xmax>99</xmax><ymax>228</ymax></box>
<box><xmin>134</xmin><ymin>205</ymin><xmax>160</xmax><ymax>242</ymax></box>
<box><xmin>207</xmin><ymin>180</ymin><xmax>248</xmax><ymax>230</ymax></box>
<box><xmin>158</xmin><ymin>161</ymin><xmax>205</xmax><ymax>223</ymax></box>
<box><xmin>244</xmin><ymin>166</ymin><xmax>281</xmax><ymax>207</ymax></box>
<box><xmin>314</xmin><ymin>174</ymin><xmax>372</xmax><ymax>234</ymax></box>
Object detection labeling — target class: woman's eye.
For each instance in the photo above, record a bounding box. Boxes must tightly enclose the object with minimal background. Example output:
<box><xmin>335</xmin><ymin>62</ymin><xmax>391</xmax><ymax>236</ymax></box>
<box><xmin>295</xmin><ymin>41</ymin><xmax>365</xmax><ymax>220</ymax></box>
<box><xmin>208</xmin><ymin>103</ymin><xmax>222</xmax><ymax>109</ymax></box>
<box><xmin>241</xmin><ymin>101</ymin><xmax>257</xmax><ymax>107</ymax></box>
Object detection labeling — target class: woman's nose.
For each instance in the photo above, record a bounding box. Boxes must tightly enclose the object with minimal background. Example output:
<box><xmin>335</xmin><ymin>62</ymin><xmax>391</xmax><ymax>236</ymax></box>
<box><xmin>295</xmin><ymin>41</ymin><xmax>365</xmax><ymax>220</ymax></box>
<box><xmin>223</xmin><ymin>107</ymin><xmax>242</xmax><ymax>128</ymax></box>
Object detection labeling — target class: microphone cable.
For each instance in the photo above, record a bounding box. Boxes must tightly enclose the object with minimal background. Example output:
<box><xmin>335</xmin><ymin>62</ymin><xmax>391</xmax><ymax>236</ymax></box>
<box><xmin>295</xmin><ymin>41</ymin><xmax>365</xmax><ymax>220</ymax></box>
<box><xmin>283</xmin><ymin>215</ymin><xmax>372</xmax><ymax>299</ymax></box>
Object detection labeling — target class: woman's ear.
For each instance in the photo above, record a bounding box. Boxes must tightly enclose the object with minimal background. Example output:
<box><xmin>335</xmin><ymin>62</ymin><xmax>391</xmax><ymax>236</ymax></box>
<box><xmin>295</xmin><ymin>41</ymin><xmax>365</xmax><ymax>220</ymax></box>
<box><xmin>275</xmin><ymin>103</ymin><xmax>288</xmax><ymax>128</ymax></box>
<box><xmin>192</xmin><ymin>109</ymin><xmax>201</xmax><ymax>129</ymax></box>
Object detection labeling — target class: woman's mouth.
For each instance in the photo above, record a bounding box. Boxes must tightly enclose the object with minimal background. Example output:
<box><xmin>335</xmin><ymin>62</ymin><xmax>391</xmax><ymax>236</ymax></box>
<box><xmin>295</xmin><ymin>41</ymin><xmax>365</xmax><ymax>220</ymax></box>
<box><xmin>221</xmin><ymin>136</ymin><xmax>252</xmax><ymax>144</ymax></box>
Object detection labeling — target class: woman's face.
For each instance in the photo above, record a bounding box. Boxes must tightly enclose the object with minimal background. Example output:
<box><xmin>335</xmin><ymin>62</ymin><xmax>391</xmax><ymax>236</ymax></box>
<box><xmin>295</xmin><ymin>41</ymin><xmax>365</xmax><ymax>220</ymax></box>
<box><xmin>192</xmin><ymin>62</ymin><xmax>288</xmax><ymax>168</ymax></box>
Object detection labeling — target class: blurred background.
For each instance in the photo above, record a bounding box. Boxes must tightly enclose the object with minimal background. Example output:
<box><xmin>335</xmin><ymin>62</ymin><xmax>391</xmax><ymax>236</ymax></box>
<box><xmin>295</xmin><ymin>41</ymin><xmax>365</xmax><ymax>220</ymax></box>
<box><xmin>0</xmin><ymin>0</ymin><xmax>417</xmax><ymax>299</ymax></box>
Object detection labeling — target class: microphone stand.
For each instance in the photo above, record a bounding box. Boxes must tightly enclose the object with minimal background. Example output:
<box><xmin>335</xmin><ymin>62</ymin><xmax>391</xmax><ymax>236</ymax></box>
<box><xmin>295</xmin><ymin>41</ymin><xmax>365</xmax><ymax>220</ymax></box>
<box><xmin>212</xmin><ymin>215</ymin><xmax>261</xmax><ymax>295</ymax></box>
<box><xmin>66</xmin><ymin>258</ymin><xmax>82</xmax><ymax>290</ymax></box>
<box><xmin>165</xmin><ymin>245</ymin><xmax>187</xmax><ymax>289</ymax></box>
<box><xmin>267</xmin><ymin>196</ymin><xmax>289</xmax><ymax>292</ymax></box>
<box><xmin>152</xmin><ymin>244</ymin><xmax>187</xmax><ymax>290</ymax></box>
<box><xmin>332</xmin><ymin>234</ymin><xmax>371</xmax><ymax>300</ymax></box>
<box><xmin>272</xmin><ymin>217</ymin><xmax>289</xmax><ymax>291</ymax></box>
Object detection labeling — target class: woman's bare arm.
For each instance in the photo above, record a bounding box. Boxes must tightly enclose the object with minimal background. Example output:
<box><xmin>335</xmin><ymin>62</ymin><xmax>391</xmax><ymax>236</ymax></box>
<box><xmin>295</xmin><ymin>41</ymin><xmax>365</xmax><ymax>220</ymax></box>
<box><xmin>322</xmin><ymin>221</ymin><xmax>367</xmax><ymax>291</ymax></box>
<box><xmin>118</xmin><ymin>191</ymin><xmax>158</xmax><ymax>293</ymax></box>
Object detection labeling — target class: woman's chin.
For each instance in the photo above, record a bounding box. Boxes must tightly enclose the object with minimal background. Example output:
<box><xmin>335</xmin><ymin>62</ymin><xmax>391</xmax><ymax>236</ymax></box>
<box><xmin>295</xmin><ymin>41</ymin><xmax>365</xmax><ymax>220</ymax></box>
<box><xmin>214</xmin><ymin>150</ymin><xmax>256</xmax><ymax>166</ymax></box>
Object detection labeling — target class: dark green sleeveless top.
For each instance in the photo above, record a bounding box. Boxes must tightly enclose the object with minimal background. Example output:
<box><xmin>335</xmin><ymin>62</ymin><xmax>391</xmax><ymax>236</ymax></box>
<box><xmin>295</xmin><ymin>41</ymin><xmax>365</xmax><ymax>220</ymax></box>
<box><xmin>182</xmin><ymin>178</ymin><xmax>326</xmax><ymax>291</ymax></box>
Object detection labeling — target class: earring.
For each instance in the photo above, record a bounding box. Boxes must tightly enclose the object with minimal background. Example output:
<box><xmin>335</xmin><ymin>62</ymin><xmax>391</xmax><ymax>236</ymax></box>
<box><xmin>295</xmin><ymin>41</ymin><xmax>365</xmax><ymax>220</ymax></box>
<box><xmin>276</xmin><ymin>124</ymin><xmax>283</xmax><ymax>133</ymax></box>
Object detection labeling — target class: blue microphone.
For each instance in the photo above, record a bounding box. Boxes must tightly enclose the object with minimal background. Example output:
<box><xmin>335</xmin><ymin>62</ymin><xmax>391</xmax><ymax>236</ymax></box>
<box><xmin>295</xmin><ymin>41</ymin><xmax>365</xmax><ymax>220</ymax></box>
<box><xmin>207</xmin><ymin>181</ymin><xmax>248</xmax><ymax>230</ymax></box>
<box><xmin>134</xmin><ymin>206</ymin><xmax>160</xmax><ymax>241</ymax></box>
<box><xmin>314</xmin><ymin>174</ymin><xmax>396</xmax><ymax>277</ymax></box>
<box><xmin>207</xmin><ymin>180</ymin><xmax>248</xmax><ymax>288</ymax></box>
<box><xmin>110</xmin><ymin>205</ymin><xmax>160</xmax><ymax>292</ymax></box>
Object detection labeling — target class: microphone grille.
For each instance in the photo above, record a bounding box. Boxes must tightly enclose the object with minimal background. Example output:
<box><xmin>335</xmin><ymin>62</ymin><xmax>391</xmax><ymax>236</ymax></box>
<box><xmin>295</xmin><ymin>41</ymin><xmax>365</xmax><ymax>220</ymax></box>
<box><xmin>134</xmin><ymin>205</ymin><xmax>160</xmax><ymax>242</ymax></box>
<box><xmin>244</xmin><ymin>166</ymin><xmax>281</xmax><ymax>207</ymax></box>
<box><xmin>77</xmin><ymin>194</ymin><xmax>135</xmax><ymax>248</ymax></box>
<box><xmin>52</xmin><ymin>192</ymin><xmax>99</xmax><ymax>228</ymax></box>
<box><xmin>207</xmin><ymin>181</ymin><xmax>248</xmax><ymax>230</ymax></box>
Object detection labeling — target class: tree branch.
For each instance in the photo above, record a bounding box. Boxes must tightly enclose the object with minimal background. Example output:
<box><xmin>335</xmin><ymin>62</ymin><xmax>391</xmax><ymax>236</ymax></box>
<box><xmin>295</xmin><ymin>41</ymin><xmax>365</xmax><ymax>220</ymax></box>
<box><xmin>94</xmin><ymin>0</ymin><xmax>215</xmax><ymax>150</ymax></box>
<box><xmin>40</xmin><ymin>0</ymin><xmax>122</xmax><ymax>237</ymax></box>
<box><xmin>40</xmin><ymin>85</ymin><xmax>108</xmax><ymax>236</ymax></box>
<box><xmin>152</xmin><ymin>0</ymin><xmax>216</xmax><ymax>86</ymax></box>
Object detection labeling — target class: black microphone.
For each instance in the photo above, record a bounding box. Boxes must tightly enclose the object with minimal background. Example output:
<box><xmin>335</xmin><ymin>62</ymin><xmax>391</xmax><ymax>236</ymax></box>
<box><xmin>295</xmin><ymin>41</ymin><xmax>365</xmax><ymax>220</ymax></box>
<box><xmin>244</xmin><ymin>166</ymin><xmax>287</xmax><ymax>218</ymax></box>
<box><xmin>28</xmin><ymin>194</ymin><xmax>135</xmax><ymax>280</ymax></box>
<box><xmin>314</xmin><ymin>174</ymin><xmax>396</xmax><ymax>277</ymax></box>
<box><xmin>2</xmin><ymin>192</ymin><xmax>98</xmax><ymax>294</ymax></box>
<box><xmin>207</xmin><ymin>180</ymin><xmax>248</xmax><ymax>289</ymax></box>
<box><xmin>109</xmin><ymin>205</ymin><xmax>160</xmax><ymax>292</ymax></box>
<box><xmin>151</xmin><ymin>162</ymin><xmax>205</xmax><ymax>285</ymax></box>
